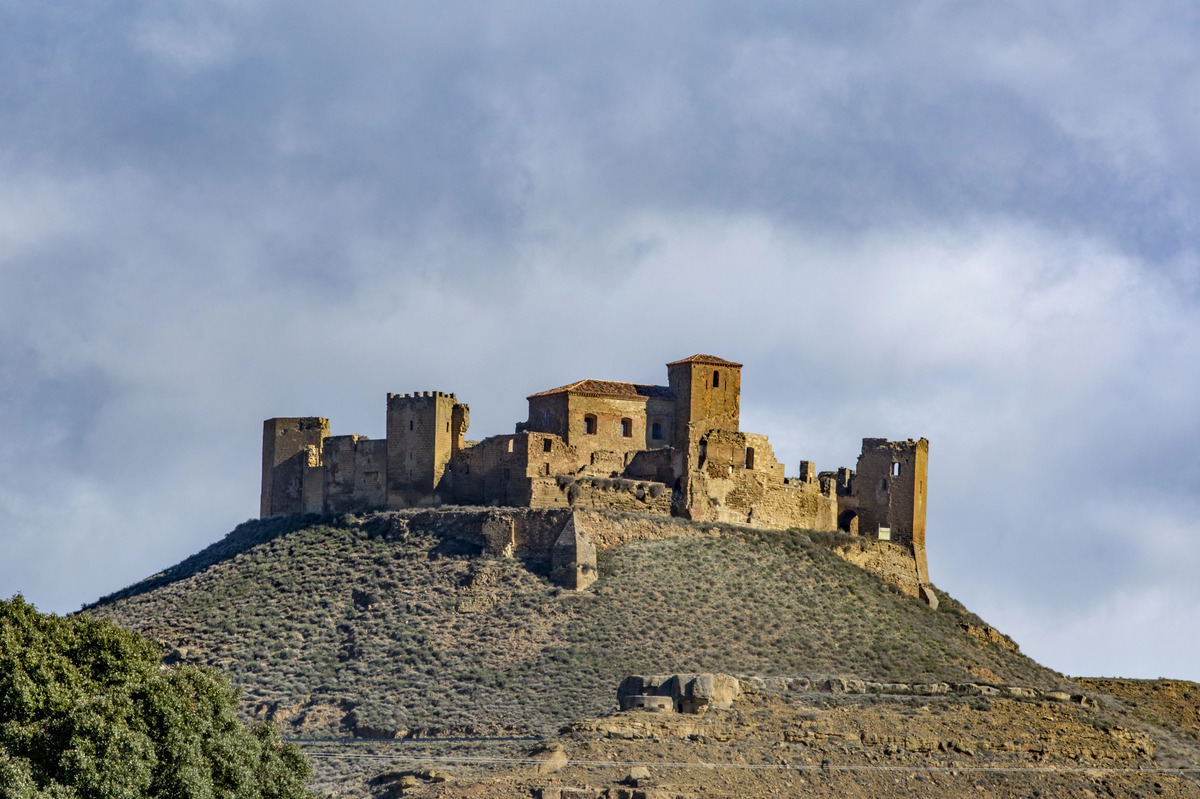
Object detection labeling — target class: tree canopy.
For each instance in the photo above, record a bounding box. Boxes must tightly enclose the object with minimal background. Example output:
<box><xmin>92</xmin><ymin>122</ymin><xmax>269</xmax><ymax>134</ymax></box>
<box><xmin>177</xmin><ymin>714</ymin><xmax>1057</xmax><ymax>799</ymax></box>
<box><xmin>0</xmin><ymin>595</ymin><xmax>314</xmax><ymax>799</ymax></box>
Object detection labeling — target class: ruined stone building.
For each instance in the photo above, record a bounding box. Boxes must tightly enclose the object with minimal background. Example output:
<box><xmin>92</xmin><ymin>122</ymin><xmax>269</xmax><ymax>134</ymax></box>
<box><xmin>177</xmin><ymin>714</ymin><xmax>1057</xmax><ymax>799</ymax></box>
<box><xmin>261</xmin><ymin>355</ymin><xmax>929</xmax><ymax>582</ymax></box>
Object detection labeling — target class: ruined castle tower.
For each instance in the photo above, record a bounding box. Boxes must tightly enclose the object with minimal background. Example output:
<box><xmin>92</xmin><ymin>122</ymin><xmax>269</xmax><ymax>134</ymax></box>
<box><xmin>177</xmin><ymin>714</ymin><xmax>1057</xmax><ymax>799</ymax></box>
<box><xmin>666</xmin><ymin>355</ymin><xmax>743</xmax><ymax>454</ymax></box>
<box><xmin>261</xmin><ymin>417</ymin><xmax>329</xmax><ymax>517</ymax></box>
<box><xmin>385</xmin><ymin>392</ymin><xmax>469</xmax><ymax>509</ymax></box>
<box><xmin>851</xmin><ymin>438</ymin><xmax>930</xmax><ymax>583</ymax></box>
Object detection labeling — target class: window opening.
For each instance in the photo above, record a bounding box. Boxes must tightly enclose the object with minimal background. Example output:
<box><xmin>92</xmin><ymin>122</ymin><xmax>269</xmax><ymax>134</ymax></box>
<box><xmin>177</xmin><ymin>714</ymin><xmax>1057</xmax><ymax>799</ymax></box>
<box><xmin>712</xmin><ymin>370</ymin><xmax>720</xmax><ymax>387</ymax></box>
<box><xmin>651</xmin><ymin>421</ymin><xmax>662</xmax><ymax>440</ymax></box>
<box><xmin>584</xmin><ymin>415</ymin><xmax>597</xmax><ymax>435</ymax></box>
<box><xmin>621</xmin><ymin>418</ymin><xmax>632</xmax><ymax>437</ymax></box>
<box><xmin>543</xmin><ymin>439</ymin><xmax>552</xmax><ymax>453</ymax></box>
<box><xmin>409</xmin><ymin>420</ymin><xmax>414</xmax><ymax>430</ymax></box>
<box><xmin>507</xmin><ymin>439</ymin><xmax>514</xmax><ymax>453</ymax></box>
<box><xmin>543</xmin><ymin>463</ymin><xmax>550</xmax><ymax>475</ymax></box>
<box><xmin>744</xmin><ymin>447</ymin><xmax>755</xmax><ymax>470</ymax></box>
<box><xmin>891</xmin><ymin>462</ymin><xmax>901</xmax><ymax>476</ymax></box>
<box><xmin>881</xmin><ymin>478</ymin><xmax>888</xmax><ymax>491</ymax></box>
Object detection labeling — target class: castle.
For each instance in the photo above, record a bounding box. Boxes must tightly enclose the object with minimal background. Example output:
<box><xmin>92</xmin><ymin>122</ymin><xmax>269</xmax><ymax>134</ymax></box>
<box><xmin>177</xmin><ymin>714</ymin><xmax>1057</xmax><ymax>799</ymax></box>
<box><xmin>260</xmin><ymin>354</ymin><xmax>929</xmax><ymax>584</ymax></box>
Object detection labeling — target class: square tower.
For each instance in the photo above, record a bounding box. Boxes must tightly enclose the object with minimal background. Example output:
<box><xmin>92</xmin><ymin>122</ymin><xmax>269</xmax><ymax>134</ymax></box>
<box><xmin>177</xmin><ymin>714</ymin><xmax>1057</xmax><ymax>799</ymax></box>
<box><xmin>386</xmin><ymin>391</ymin><xmax>469</xmax><ymax>508</ymax></box>
<box><xmin>261</xmin><ymin>417</ymin><xmax>329</xmax><ymax>517</ymax></box>
<box><xmin>851</xmin><ymin>437</ymin><xmax>930</xmax><ymax>582</ymax></box>
<box><xmin>666</xmin><ymin>354</ymin><xmax>743</xmax><ymax>453</ymax></box>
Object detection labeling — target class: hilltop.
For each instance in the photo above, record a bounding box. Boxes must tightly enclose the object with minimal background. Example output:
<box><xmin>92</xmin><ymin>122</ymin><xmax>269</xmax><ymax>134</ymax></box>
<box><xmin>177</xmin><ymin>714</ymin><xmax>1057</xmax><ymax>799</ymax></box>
<box><xmin>84</xmin><ymin>509</ymin><xmax>1200</xmax><ymax>797</ymax></box>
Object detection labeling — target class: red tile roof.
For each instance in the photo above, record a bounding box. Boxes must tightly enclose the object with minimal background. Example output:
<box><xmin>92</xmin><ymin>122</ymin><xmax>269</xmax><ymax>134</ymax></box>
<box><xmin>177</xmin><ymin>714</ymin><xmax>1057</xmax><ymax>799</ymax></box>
<box><xmin>527</xmin><ymin>380</ymin><xmax>675</xmax><ymax>401</ymax></box>
<box><xmin>665</xmin><ymin>354</ymin><xmax>743</xmax><ymax>368</ymax></box>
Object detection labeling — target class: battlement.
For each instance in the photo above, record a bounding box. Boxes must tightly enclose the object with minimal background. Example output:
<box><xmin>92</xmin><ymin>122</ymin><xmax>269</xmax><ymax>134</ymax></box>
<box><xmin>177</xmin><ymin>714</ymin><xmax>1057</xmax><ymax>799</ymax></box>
<box><xmin>258</xmin><ymin>355</ymin><xmax>930</xmax><ymax>591</ymax></box>
<box><xmin>387</xmin><ymin>391</ymin><xmax>458</xmax><ymax>402</ymax></box>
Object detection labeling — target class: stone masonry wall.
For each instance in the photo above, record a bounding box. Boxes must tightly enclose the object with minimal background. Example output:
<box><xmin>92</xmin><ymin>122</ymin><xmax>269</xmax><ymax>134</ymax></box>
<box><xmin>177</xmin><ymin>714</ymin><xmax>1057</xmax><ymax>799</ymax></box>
<box><xmin>261</xmin><ymin>417</ymin><xmax>329</xmax><ymax>517</ymax></box>
<box><xmin>667</xmin><ymin>358</ymin><xmax>741</xmax><ymax>453</ymax></box>
<box><xmin>830</xmin><ymin>539</ymin><xmax>923</xmax><ymax>597</ymax></box>
<box><xmin>386</xmin><ymin>392</ymin><xmax>465</xmax><ymax>508</ymax></box>
<box><xmin>683</xmin><ymin>430</ymin><xmax>837</xmax><ymax>530</ymax></box>
<box><xmin>528</xmin><ymin>476</ymin><xmax>672</xmax><ymax>515</ymax></box>
<box><xmin>445</xmin><ymin>434</ymin><xmax>531</xmax><ymax>507</ymax></box>
<box><xmin>851</xmin><ymin>438</ymin><xmax>929</xmax><ymax>582</ymax></box>
<box><xmin>323</xmin><ymin>435</ymin><xmax>386</xmax><ymax>513</ymax></box>
<box><xmin>525</xmin><ymin>394</ymin><xmax>570</xmax><ymax>440</ymax></box>
<box><xmin>563</xmin><ymin>394</ymin><xmax>651</xmax><ymax>465</ymax></box>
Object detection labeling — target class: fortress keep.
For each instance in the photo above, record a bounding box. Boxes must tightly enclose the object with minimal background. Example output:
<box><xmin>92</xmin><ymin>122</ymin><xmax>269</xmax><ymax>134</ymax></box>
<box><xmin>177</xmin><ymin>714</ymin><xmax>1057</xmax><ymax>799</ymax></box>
<box><xmin>260</xmin><ymin>355</ymin><xmax>929</xmax><ymax>582</ymax></box>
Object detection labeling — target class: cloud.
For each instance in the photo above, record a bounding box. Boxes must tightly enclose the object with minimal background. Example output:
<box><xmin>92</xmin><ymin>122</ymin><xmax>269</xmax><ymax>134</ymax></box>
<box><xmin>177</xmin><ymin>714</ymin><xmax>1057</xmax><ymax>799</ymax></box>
<box><xmin>1</xmin><ymin>0</ymin><xmax>1199</xmax><ymax>681</ymax></box>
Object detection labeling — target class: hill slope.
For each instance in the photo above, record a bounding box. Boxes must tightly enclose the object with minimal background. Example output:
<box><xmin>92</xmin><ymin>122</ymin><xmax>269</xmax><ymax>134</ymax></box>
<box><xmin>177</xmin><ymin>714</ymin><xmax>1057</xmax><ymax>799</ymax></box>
<box><xmin>87</xmin><ymin>510</ymin><xmax>1070</xmax><ymax>740</ymax></box>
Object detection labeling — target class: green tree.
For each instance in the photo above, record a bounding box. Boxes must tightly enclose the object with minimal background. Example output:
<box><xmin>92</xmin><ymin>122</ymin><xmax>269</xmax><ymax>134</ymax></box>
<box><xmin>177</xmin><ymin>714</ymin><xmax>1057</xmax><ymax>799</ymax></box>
<box><xmin>0</xmin><ymin>595</ymin><xmax>314</xmax><ymax>799</ymax></box>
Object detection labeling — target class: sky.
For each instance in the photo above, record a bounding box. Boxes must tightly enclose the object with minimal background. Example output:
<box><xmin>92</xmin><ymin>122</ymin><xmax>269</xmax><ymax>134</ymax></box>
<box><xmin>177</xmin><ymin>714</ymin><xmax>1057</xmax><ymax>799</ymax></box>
<box><xmin>1</xmin><ymin>1</ymin><xmax>1198</xmax><ymax>681</ymax></box>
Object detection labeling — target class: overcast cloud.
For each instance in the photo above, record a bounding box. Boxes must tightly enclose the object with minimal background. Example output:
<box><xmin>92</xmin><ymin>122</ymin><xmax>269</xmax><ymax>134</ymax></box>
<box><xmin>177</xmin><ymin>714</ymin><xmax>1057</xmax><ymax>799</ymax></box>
<box><xmin>2</xmin><ymin>0</ymin><xmax>1199</xmax><ymax>681</ymax></box>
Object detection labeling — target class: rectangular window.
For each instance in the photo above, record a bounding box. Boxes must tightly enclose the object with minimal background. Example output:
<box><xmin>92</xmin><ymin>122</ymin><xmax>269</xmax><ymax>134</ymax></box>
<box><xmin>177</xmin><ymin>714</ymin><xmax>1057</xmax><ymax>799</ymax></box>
<box><xmin>584</xmin><ymin>415</ymin><xmax>597</xmax><ymax>435</ymax></box>
<box><xmin>621</xmin><ymin>418</ymin><xmax>632</xmax><ymax>437</ymax></box>
<box><xmin>543</xmin><ymin>439</ymin><xmax>552</xmax><ymax>452</ymax></box>
<box><xmin>651</xmin><ymin>421</ymin><xmax>662</xmax><ymax>440</ymax></box>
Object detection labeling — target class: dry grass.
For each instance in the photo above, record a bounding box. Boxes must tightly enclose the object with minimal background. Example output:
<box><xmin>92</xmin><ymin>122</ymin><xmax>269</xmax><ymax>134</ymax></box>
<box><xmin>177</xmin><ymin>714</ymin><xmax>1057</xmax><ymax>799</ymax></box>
<box><xmin>87</xmin><ymin>512</ymin><xmax>1071</xmax><ymax>739</ymax></box>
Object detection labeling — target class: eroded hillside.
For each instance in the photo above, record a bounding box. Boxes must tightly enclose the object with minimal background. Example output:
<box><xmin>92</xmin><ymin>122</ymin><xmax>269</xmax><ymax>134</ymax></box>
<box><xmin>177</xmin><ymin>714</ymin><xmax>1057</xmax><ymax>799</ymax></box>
<box><xmin>88</xmin><ymin>511</ymin><xmax>1069</xmax><ymax>740</ymax></box>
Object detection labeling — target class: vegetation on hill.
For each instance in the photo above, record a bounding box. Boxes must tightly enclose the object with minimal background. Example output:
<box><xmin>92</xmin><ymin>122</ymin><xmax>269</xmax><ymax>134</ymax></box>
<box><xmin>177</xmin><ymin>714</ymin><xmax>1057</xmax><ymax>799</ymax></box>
<box><xmin>86</xmin><ymin>512</ymin><xmax>1071</xmax><ymax>741</ymax></box>
<box><xmin>0</xmin><ymin>595</ymin><xmax>314</xmax><ymax>799</ymax></box>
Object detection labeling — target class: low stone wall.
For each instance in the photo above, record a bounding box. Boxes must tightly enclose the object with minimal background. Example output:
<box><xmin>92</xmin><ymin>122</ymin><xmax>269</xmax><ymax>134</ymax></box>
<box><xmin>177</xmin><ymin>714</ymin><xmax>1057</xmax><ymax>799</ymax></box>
<box><xmin>530</xmin><ymin>476</ymin><xmax>672</xmax><ymax>516</ymax></box>
<box><xmin>360</xmin><ymin>506</ymin><xmax>702</xmax><ymax>566</ymax></box>
<box><xmin>733</xmin><ymin>674</ymin><xmax>1096</xmax><ymax>706</ymax></box>
<box><xmin>829</xmin><ymin>539</ymin><xmax>923</xmax><ymax>598</ymax></box>
<box><xmin>360</xmin><ymin>507</ymin><xmax>932</xmax><ymax>605</ymax></box>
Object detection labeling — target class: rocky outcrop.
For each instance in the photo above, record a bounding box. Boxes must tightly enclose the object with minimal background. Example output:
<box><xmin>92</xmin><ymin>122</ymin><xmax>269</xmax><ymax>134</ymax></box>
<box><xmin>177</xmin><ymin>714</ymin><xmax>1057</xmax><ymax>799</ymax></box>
<box><xmin>960</xmin><ymin>622</ymin><xmax>1020</xmax><ymax>652</ymax></box>
<box><xmin>618</xmin><ymin>673</ymin><xmax>742</xmax><ymax>713</ymax></box>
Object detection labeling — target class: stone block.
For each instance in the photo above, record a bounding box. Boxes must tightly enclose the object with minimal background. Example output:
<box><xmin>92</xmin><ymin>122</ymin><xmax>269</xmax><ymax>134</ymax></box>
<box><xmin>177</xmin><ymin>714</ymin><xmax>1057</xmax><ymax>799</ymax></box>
<box><xmin>550</xmin><ymin>512</ymin><xmax>598</xmax><ymax>591</ymax></box>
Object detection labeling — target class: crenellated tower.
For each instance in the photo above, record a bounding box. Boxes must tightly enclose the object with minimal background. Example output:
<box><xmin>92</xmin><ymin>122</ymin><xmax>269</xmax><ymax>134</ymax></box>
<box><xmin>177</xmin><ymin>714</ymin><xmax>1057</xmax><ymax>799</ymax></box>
<box><xmin>385</xmin><ymin>391</ymin><xmax>469</xmax><ymax>508</ymax></box>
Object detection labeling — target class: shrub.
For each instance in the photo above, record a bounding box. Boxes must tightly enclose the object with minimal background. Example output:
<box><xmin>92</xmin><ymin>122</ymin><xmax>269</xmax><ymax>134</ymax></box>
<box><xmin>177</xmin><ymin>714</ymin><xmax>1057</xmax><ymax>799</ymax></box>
<box><xmin>0</xmin><ymin>596</ymin><xmax>314</xmax><ymax>799</ymax></box>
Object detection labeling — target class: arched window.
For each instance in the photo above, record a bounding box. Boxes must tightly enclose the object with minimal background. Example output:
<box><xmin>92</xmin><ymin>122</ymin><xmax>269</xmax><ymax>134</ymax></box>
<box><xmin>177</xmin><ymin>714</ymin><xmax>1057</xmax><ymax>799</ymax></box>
<box><xmin>651</xmin><ymin>421</ymin><xmax>662</xmax><ymax>440</ymax></box>
<box><xmin>712</xmin><ymin>370</ymin><xmax>720</xmax><ymax>387</ymax></box>
<box><xmin>621</xmin><ymin>418</ymin><xmax>633</xmax><ymax>437</ymax></box>
<box><xmin>744</xmin><ymin>447</ymin><xmax>755</xmax><ymax>470</ymax></box>
<box><xmin>584</xmin><ymin>415</ymin><xmax>597</xmax><ymax>435</ymax></box>
<box><xmin>891</xmin><ymin>462</ymin><xmax>901</xmax><ymax>476</ymax></box>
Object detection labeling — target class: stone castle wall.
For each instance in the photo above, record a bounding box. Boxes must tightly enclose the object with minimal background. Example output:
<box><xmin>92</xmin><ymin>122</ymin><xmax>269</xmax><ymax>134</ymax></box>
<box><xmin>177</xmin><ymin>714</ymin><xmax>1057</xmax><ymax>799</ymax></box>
<box><xmin>259</xmin><ymin>354</ymin><xmax>932</xmax><ymax>593</ymax></box>
<box><xmin>260</xmin><ymin>417</ymin><xmax>329</xmax><ymax>517</ymax></box>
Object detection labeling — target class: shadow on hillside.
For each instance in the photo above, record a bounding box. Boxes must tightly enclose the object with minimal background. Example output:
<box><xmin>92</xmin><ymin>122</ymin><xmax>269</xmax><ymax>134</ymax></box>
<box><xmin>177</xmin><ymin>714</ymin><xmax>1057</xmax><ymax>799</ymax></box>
<box><xmin>83</xmin><ymin>514</ymin><xmax>335</xmax><ymax>610</ymax></box>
